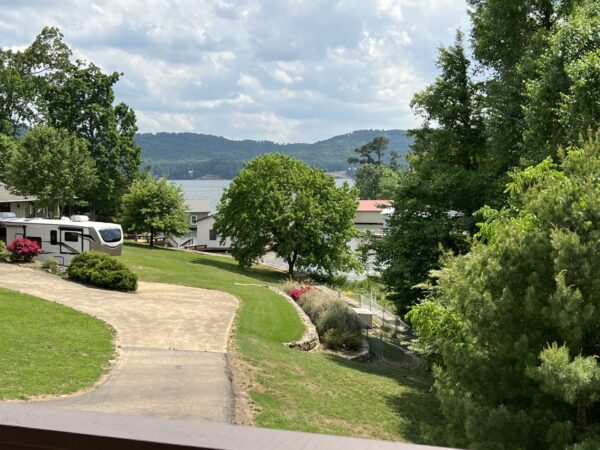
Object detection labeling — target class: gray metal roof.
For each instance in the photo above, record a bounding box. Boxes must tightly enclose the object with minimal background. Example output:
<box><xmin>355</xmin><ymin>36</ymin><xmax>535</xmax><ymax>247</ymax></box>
<box><xmin>0</xmin><ymin>182</ymin><xmax>36</xmax><ymax>203</ymax></box>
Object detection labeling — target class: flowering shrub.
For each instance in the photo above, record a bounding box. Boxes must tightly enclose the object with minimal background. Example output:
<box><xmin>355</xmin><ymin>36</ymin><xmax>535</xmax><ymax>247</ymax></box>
<box><xmin>289</xmin><ymin>285</ymin><xmax>313</xmax><ymax>301</ymax></box>
<box><xmin>7</xmin><ymin>238</ymin><xmax>42</xmax><ymax>262</ymax></box>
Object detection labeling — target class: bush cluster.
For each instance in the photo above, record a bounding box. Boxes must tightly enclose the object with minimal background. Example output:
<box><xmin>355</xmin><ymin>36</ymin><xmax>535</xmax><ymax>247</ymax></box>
<box><xmin>7</xmin><ymin>238</ymin><xmax>42</xmax><ymax>262</ymax></box>
<box><xmin>67</xmin><ymin>252</ymin><xmax>137</xmax><ymax>292</ymax></box>
<box><xmin>285</xmin><ymin>285</ymin><xmax>363</xmax><ymax>351</ymax></box>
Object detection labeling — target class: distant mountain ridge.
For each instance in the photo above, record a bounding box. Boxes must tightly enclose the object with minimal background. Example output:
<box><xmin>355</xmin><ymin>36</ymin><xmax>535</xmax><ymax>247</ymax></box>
<box><xmin>136</xmin><ymin>129</ymin><xmax>412</xmax><ymax>179</ymax></box>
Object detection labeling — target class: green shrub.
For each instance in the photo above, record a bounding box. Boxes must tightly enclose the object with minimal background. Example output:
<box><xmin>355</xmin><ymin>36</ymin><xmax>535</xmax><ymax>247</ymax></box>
<box><xmin>41</xmin><ymin>256</ymin><xmax>59</xmax><ymax>274</ymax></box>
<box><xmin>0</xmin><ymin>241</ymin><xmax>7</xmax><ymax>261</ymax></box>
<box><xmin>323</xmin><ymin>329</ymin><xmax>363</xmax><ymax>351</ymax></box>
<box><xmin>68</xmin><ymin>252</ymin><xmax>137</xmax><ymax>292</ymax></box>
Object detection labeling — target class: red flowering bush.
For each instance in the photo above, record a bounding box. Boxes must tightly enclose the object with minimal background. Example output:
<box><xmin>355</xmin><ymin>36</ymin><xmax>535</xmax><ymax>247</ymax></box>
<box><xmin>289</xmin><ymin>285</ymin><xmax>313</xmax><ymax>301</ymax></box>
<box><xmin>7</xmin><ymin>238</ymin><xmax>42</xmax><ymax>262</ymax></box>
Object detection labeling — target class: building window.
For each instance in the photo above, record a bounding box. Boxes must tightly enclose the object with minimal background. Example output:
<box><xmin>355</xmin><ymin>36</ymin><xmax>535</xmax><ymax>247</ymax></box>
<box><xmin>64</xmin><ymin>232</ymin><xmax>79</xmax><ymax>242</ymax></box>
<box><xmin>209</xmin><ymin>229</ymin><xmax>217</xmax><ymax>241</ymax></box>
<box><xmin>190</xmin><ymin>215</ymin><xmax>198</xmax><ymax>224</ymax></box>
<box><xmin>50</xmin><ymin>230</ymin><xmax>57</xmax><ymax>245</ymax></box>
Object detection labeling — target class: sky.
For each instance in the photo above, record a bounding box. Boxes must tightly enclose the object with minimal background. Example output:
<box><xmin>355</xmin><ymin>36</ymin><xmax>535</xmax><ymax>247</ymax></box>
<box><xmin>0</xmin><ymin>0</ymin><xmax>469</xmax><ymax>143</ymax></box>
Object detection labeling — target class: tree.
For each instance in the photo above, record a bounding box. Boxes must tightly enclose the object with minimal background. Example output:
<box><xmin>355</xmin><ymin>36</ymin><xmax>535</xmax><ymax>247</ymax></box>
<box><xmin>0</xmin><ymin>27</ymin><xmax>71</xmax><ymax>136</ymax></box>
<box><xmin>408</xmin><ymin>133</ymin><xmax>600</xmax><ymax>449</ymax></box>
<box><xmin>348</xmin><ymin>136</ymin><xmax>402</xmax><ymax>200</ymax></box>
<box><xmin>214</xmin><ymin>153</ymin><xmax>359</xmax><ymax>276</ymax></box>
<box><xmin>523</xmin><ymin>0</ymin><xmax>600</xmax><ymax>164</ymax></box>
<box><xmin>44</xmin><ymin>63</ymin><xmax>141</xmax><ymax>219</ymax></box>
<box><xmin>119</xmin><ymin>176</ymin><xmax>188</xmax><ymax>247</ymax></box>
<box><xmin>375</xmin><ymin>32</ymin><xmax>486</xmax><ymax>313</ymax></box>
<box><xmin>0</xmin><ymin>28</ymin><xmax>141</xmax><ymax>219</ymax></box>
<box><xmin>348</xmin><ymin>136</ymin><xmax>389</xmax><ymax>166</ymax></box>
<box><xmin>5</xmin><ymin>126</ymin><xmax>97</xmax><ymax>217</ymax></box>
<box><xmin>0</xmin><ymin>134</ymin><xmax>17</xmax><ymax>182</ymax></box>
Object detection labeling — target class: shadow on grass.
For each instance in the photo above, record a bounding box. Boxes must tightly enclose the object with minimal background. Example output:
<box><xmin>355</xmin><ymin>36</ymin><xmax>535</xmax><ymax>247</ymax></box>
<box><xmin>323</xmin><ymin>353</ymin><xmax>447</xmax><ymax>446</ymax></box>
<box><xmin>189</xmin><ymin>256</ymin><xmax>286</xmax><ymax>284</ymax></box>
<box><xmin>124</xmin><ymin>241</ymin><xmax>285</xmax><ymax>284</ymax></box>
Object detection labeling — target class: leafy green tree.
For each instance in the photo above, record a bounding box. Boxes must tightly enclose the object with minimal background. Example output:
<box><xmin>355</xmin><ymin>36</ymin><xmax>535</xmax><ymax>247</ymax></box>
<box><xmin>214</xmin><ymin>153</ymin><xmax>359</xmax><ymax>276</ymax></box>
<box><xmin>409</xmin><ymin>133</ymin><xmax>600</xmax><ymax>449</ymax></box>
<box><xmin>44</xmin><ymin>63</ymin><xmax>141</xmax><ymax>220</ymax></box>
<box><xmin>5</xmin><ymin>126</ymin><xmax>97</xmax><ymax>218</ymax></box>
<box><xmin>349</xmin><ymin>136</ymin><xmax>402</xmax><ymax>199</ymax></box>
<box><xmin>119</xmin><ymin>176</ymin><xmax>188</xmax><ymax>247</ymax></box>
<box><xmin>353</xmin><ymin>164</ymin><xmax>399</xmax><ymax>200</ymax></box>
<box><xmin>523</xmin><ymin>0</ymin><xmax>600</xmax><ymax>163</ymax></box>
<box><xmin>0</xmin><ymin>134</ymin><xmax>17</xmax><ymax>182</ymax></box>
<box><xmin>0</xmin><ymin>27</ymin><xmax>71</xmax><ymax>136</ymax></box>
<box><xmin>375</xmin><ymin>32</ymin><xmax>486</xmax><ymax>313</ymax></box>
<box><xmin>0</xmin><ymin>27</ymin><xmax>141</xmax><ymax>219</ymax></box>
<box><xmin>348</xmin><ymin>136</ymin><xmax>389</xmax><ymax>165</ymax></box>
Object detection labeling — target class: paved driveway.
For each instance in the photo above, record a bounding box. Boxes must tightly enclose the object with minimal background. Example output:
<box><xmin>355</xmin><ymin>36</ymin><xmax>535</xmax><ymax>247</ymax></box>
<box><xmin>0</xmin><ymin>264</ymin><xmax>239</xmax><ymax>422</ymax></box>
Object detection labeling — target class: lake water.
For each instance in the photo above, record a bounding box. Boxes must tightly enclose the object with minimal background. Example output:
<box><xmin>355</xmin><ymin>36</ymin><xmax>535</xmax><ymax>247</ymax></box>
<box><xmin>173</xmin><ymin>178</ymin><xmax>354</xmax><ymax>212</ymax></box>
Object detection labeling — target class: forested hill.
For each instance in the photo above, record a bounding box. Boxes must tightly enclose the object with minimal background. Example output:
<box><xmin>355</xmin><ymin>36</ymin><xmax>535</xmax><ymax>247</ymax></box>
<box><xmin>136</xmin><ymin>129</ymin><xmax>412</xmax><ymax>179</ymax></box>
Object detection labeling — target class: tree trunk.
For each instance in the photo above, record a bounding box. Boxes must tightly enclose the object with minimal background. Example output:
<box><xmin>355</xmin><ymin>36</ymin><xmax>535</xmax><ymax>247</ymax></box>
<box><xmin>150</xmin><ymin>228</ymin><xmax>154</xmax><ymax>247</ymax></box>
<box><xmin>287</xmin><ymin>252</ymin><xmax>297</xmax><ymax>277</ymax></box>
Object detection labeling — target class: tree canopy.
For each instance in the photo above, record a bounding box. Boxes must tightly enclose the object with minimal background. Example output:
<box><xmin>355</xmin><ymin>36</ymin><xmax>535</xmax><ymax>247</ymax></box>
<box><xmin>5</xmin><ymin>126</ymin><xmax>97</xmax><ymax>218</ymax></box>
<box><xmin>119</xmin><ymin>175</ymin><xmax>188</xmax><ymax>246</ymax></box>
<box><xmin>409</xmin><ymin>133</ymin><xmax>600</xmax><ymax>449</ymax></box>
<box><xmin>0</xmin><ymin>27</ymin><xmax>141</xmax><ymax>219</ymax></box>
<box><xmin>214</xmin><ymin>153</ymin><xmax>359</xmax><ymax>276</ymax></box>
<box><xmin>377</xmin><ymin>0</ymin><xmax>600</xmax><ymax>313</ymax></box>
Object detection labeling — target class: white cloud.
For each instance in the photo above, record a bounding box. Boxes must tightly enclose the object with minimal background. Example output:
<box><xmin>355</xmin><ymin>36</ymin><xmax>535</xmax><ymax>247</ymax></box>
<box><xmin>0</xmin><ymin>0</ymin><xmax>469</xmax><ymax>142</ymax></box>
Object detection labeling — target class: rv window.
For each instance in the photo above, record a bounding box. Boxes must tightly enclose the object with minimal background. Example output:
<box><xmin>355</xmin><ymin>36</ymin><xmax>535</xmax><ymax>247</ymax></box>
<box><xmin>64</xmin><ymin>232</ymin><xmax>79</xmax><ymax>242</ymax></box>
<box><xmin>99</xmin><ymin>228</ymin><xmax>122</xmax><ymax>243</ymax></box>
<box><xmin>50</xmin><ymin>230</ymin><xmax>57</xmax><ymax>245</ymax></box>
<box><xmin>209</xmin><ymin>229</ymin><xmax>217</xmax><ymax>241</ymax></box>
<box><xmin>28</xmin><ymin>236</ymin><xmax>42</xmax><ymax>248</ymax></box>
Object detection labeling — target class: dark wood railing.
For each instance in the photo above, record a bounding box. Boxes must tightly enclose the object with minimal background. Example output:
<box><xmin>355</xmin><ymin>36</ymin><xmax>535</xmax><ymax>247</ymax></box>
<box><xmin>0</xmin><ymin>404</ymin><xmax>452</xmax><ymax>450</ymax></box>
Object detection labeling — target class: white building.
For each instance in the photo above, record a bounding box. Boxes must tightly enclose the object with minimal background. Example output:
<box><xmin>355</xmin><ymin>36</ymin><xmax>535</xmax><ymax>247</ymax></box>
<box><xmin>195</xmin><ymin>214</ymin><xmax>231</xmax><ymax>250</ymax></box>
<box><xmin>185</xmin><ymin>199</ymin><xmax>210</xmax><ymax>230</ymax></box>
<box><xmin>354</xmin><ymin>200</ymin><xmax>392</xmax><ymax>233</ymax></box>
<box><xmin>0</xmin><ymin>183</ymin><xmax>46</xmax><ymax>218</ymax></box>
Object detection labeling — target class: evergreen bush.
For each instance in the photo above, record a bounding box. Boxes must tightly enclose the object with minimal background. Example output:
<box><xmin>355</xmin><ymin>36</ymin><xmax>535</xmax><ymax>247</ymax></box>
<box><xmin>68</xmin><ymin>252</ymin><xmax>137</xmax><ymax>292</ymax></box>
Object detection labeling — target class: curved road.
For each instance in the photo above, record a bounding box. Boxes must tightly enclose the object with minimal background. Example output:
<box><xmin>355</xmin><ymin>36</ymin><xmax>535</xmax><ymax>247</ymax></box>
<box><xmin>0</xmin><ymin>264</ymin><xmax>239</xmax><ymax>422</ymax></box>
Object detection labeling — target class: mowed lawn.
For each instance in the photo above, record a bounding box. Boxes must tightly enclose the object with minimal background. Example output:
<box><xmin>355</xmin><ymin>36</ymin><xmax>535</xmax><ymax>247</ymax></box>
<box><xmin>0</xmin><ymin>288</ymin><xmax>114</xmax><ymax>400</ymax></box>
<box><xmin>120</xmin><ymin>243</ymin><xmax>445</xmax><ymax>444</ymax></box>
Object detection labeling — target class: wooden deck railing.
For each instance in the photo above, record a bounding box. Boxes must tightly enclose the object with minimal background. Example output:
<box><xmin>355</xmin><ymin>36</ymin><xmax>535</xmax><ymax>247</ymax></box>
<box><xmin>0</xmin><ymin>404</ymin><xmax>452</xmax><ymax>450</ymax></box>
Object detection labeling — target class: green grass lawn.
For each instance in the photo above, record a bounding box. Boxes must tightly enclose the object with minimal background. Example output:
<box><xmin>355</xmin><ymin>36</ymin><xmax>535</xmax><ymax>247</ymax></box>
<box><xmin>120</xmin><ymin>243</ymin><xmax>445</xmax><ymax>444</ymax></box>
<box><xmin>0</xmin><ymin>288</ymin><xmax>114</xmax><ymax>400</ymax></box>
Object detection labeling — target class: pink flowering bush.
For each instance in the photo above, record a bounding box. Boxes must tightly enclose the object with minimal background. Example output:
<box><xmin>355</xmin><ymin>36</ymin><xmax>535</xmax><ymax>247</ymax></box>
<box><xmin>7</xmin><ymin>238</ymin><xmax>42</xmax><ymax>262</ymax></box>
<box><xmin>289</xmin><ymin>285</ymin><xmax>313</xmax><ymax>302</ymax></box>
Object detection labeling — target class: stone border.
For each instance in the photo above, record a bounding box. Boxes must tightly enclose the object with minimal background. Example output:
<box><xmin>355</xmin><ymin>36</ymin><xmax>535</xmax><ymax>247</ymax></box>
<box><xmin>269</xmin><ymin>287</ymin><xmax>319</xmax><ymax>351</ymax></box>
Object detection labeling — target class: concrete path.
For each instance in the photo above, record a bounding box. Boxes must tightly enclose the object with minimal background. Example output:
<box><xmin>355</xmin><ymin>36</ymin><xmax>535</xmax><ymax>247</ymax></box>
<box><xmin>0</xmin><ymin>264</ymin><xmax>239</xmax><ymax>422</ymax></box>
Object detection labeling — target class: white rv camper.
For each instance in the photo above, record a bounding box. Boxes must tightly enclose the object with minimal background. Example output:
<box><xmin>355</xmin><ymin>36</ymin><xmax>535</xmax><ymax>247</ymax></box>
<box><xmin>0</xmin><ymin>213</ymin><xmax>124</xmax><ymax>266</ymax></box>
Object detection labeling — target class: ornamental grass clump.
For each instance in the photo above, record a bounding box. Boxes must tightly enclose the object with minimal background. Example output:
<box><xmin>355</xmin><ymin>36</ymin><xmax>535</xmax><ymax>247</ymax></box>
<box><xmin>7</xmin><ymin>238</ymin><xmax>42</xmax><ymax>262</ymax></box>
<box><xmin>68</xmin><ymin>251</ymin><xmax>137</xmax><ymax>292</ymax></box>
<box><xmin>295</xmin><ymin>289</ymin><xmax>363</xmax><ymax>351</ymax></box>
